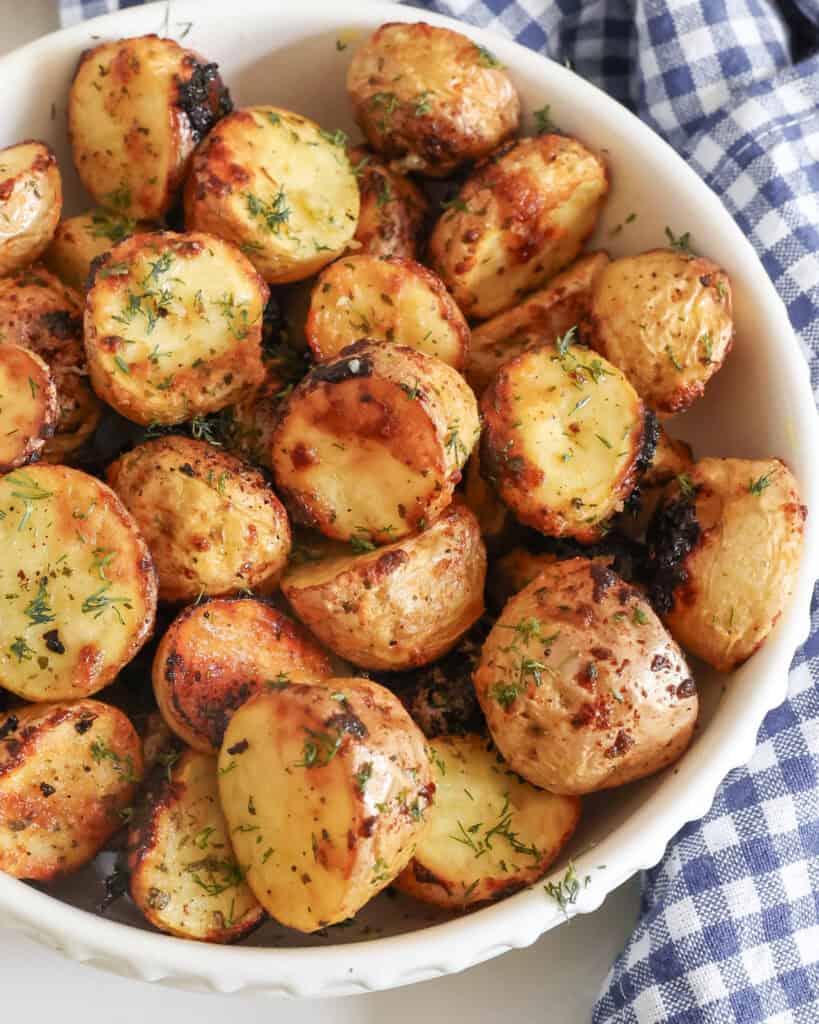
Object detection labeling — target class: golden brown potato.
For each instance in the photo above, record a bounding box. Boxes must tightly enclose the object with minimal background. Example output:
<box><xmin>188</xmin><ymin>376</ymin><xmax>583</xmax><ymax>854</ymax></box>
<box><xmin>218</xmin><ymin>679</ymin><xmax>434</xmax><ymax>932</ymax></box>
<box><xmin>584</xmin><ymin>249</ymin><xmax>733</xmax><ymax>416</ymax></box>
<box><xmin>0</xmin><ymin>466</ymin><xmax>157</xmax><ymax>701</ymax></box>
<box><xmin>0</xmin><ymin>699</ymin><xmax>143</xmax><ymax>880</ymax></box>
<box><xmin>462</xmin><ymin>454</ymin><xmax>510</xmax><ymax>543</ymax></box>
<box><xmin>0</xmin><ymin>266</ymin><xmax>102</xmax><ymax>462</ymax></box>
<box><xmin>395</xmin><ymin>734</ymin><xmax>580</xmax><ymax>908</ymax></box>
<box><xmin>0</xmin><ymin>344</ymin><xmax>58</xmax><ymax>471</ymax></box>
<box><xmin>127</xmin><ymin>749</ymin><xmax>264</xmax><ymax>941</ymax></box>
<box><xmin>84</xmin><ymin>231</ymin><xmax>268</xmax><ymax>426</ymax></box>
<box><xmin>184</xmin><ymin>107</ymin><xmax>359</xmax><ymax>284</ymax></box>
<box><xmin>222</xmin><ymin>369</ymin><xmax>288</xmax><ymax>470</ymax></box>
<box><xmin>282</xmin><ymin>502</ymin><xmax>486</xmax><ymax>671</ymax></box>
<box><xmin>648</xmin><ymin>457</ymin><xmax>805</xmax><ymax>671</ymax></box>
<box><xmin>44</xmin><ymin>209</ymin><xmax>153</xmax><ymax>292</ymax></box>
<box><xmin>349</xmin><ymin>146</ymin><xmax>428</xmax><ymax>259</ymax></box>
<box><xmin>69</xmin><ymin>35</ymin><xmax>232</xmax><ymax>220</ymax></box>
<box><xmin>474</xmin><ymin>558</ymin><xmax>698</xmax><ymax>795</ymax></box>
<box><xmin>153</xmin><ymin>598</ymin><xmax>333</xmax><ymax>752</ymax></box>
<box><xmin>347</xmin><ymin>22</ymin><xmax>520</xmax><ymax>177</ymax></box>
<box><xmin>271</xmin><ymin>340</ymin><xmax>480</xmax><ymax>543</ymax></box>
<box><xmin>467</xmin><ymin>252</ymin><xmax>609</xmax><ymax>394</ymax></box>
<box><xmin>0</xmin><ymin>142</ymin><xmax>62</xmax><ymax>275</ymax></box>
<box><xmin>429</xmin><ymin>135</ymin><xmax>608</xmax><ymax>319</ymax></box>
<box><xmin>305</xmin><ymin>255</ymin><xmax>469</xmax><ymax>369</ymax></box>
<box><xmin>107</xmin><ymin>435</ymin><xmax>291</xmax><ymax>604</ymax></box>
<box><xmin>138</xmin><ymin>710</ymin><xmax>177</xmax><ymax>776</ymax></box>
<box><xmin>481</xmin><ymin>342</ymin><xmax>648</xmax><ymax>542</ymax></box>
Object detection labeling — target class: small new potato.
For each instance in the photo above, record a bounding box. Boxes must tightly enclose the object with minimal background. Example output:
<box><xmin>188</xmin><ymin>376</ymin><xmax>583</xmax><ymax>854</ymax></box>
<box><xmin>127</xmin><ymin>749</ymin><xmax>264</xmax><ymax>941</ymax></box>
<box><xmin>648</xmin><ymin>457</ymin><xmax>805</xmax><ymax>671</ymax></box>
<box><xmin>0</xmin><ymin>344</ymin><xmax>58</xmax><ymax>471</ymax></box>
<box><xmin>429</xmin><ymin>135</ymin><xmax>608</xmax><ymax>319</ymax></box>
<box><xmin>306</xmin><ymin>255</ymin><xmax>469</xmax><ymax>369</ymax></box>
<box><xmin>153</xmin><ymin>598</ymin><xmax>332</xmax><ymax>752</ymax></box>
<box><xmin>349</xmin><ymin>146</ymin><xmax>428</xmax><ymax>258</ymax></box>
<box><xmin>107</xmin><ymin>435</ymin><xmax>291</xmax><ymax>603</ymax></box>
<box><xmin>184</xmin><ymin>106</ymin><xmax>359</xmax><ymax>284</ymax></box>
<box><xmin>282</xmin><ymin>502</ymin><xmax>486</xmax><ymax>671</ymax></box>
<box><xmin>271</xmin><ymin>340</ymin><xmax>480</xmax><ymax>542</ymax></box>
<box><xmin>0</xmin><ymin>141</ymin><xmax>62</xmax><ymax>275</ymax></box>
<box><xmin>395</xmin><ymin>734</ymin><xmax>580</xmax><ymax>907</ymax></box>
<box><xmin>44</xmin><ymin>208</ymin><xmax>153</xmax><ymax>292</ymax></box>
<box><xmin>584</xmin><ymin>249</ymin><xmax>733</xmax><ymax>416</ymax></box>
<box><xmin>218</xmin><ymin>679</ymin><xmax>435</xmax><ymax>932</ymax></box>
<box><xmin>0</xmin><ymin>699</ymin><xmax>143</xmax><ymax>880</ymax></box>
<box><xmin>347</xmin><ymin>22</ymin><xmax>520</xmax><ymax>177</ymax></box>
<box><xmin>474</xmin><ymin>558</ymin><xmax>698</xmax><ymax>794</ymax></box>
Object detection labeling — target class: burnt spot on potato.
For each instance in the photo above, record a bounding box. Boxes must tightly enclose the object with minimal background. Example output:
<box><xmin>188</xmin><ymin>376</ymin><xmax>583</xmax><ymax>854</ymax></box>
<box><xmin>175</xmin><ymin>60</ymin><xmax>232</xmax><ymax>142</ymax></box>
<box><xmin>646</xmin><ymin>493</ymin><xmax>701</xmax><ymax>615</ymax></box>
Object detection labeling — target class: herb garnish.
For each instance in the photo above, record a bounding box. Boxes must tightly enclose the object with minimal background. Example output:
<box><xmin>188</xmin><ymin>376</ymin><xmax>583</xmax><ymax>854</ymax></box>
<box><xmin>749</xmin><ymin>473</ymin><xmax>772</xmax><ymax>495</ymax></box>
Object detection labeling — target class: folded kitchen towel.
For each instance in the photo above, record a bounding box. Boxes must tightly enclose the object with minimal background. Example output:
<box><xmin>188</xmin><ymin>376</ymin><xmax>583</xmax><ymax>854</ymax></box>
<box><xmin>59</xmin><ymin>0</ymin><xmax>819</xmax><ymax>1019</ymax></box>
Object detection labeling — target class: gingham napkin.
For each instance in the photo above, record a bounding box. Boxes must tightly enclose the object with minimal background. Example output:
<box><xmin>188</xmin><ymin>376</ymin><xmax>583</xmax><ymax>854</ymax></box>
<box><xmin>58</xmin><ymin>0</ymin><xmax>819</xmax><ymax>1019</ymax></box>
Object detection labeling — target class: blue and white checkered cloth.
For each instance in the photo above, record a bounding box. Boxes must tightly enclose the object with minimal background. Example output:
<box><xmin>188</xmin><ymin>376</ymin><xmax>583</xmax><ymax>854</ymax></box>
<box><xmin>59</xmin><ymin>0</ymin><xmax>819</xmax><ymax>1019</ymax></box>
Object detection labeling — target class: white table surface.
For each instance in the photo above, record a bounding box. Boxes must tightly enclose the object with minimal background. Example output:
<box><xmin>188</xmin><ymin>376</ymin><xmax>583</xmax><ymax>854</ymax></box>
<box><xmin>0</xmin><ymin>3</ymin><xmax>642</xmax><ymax>1020</ymax></box>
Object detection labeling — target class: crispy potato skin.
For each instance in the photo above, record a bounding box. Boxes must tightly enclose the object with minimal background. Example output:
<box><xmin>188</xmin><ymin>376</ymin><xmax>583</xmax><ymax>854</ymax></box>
<box><xmin>0</xmin><ymin>266</ymin><xmax>102</xmax><ymax>462</ymax></box>
<box><xmin>584</xmin><ymin>249</ymin><xmax>733</xmax><ymax>416</ymax></box>
<box><xmin>0</xmin><ymin>466</ymin><xmax>157</xmax><ymax>701</ymax></box>
<box><xmin>127</xmin><ymin>749</ymin><xmax>264</xmax><ymax>941</ymax></box>
<box><xmin>347</xmin><ymin>22</ymin><xmax>520</xmax><ymax>177</ymax></box>
<box><xmin>69</xmin><ymin>35</ymin><xmax>232</xmax><ymax>220</ymax></box>
<box><xmin>429</xmin><ymin>135</ymin><xmax>608</xmax><ymax>319</ymax></box>
<box><xmin>153</xmin><ymin>598</ymin><xmax>332</xmax><ymax>752</ymax></box>
<box><xmin>306</xmin><ymin>255</ymin><xmax>469</xmax><ymax>369</ymax></box>
<box><xmin>467</xmin><ymin>252</ymin><xmax>609</xmax><ymax>394</ymax></box>
<box><xmin>0</xmin><ymin>344</ymin><xmax>58</xmax><ymax>471</ymax></box>
<box><xmin>218</xmin><ymin>679</ymin><xmax>434</xmax><ymax>932</ymax></box>
<box><xmin>0</xmin><ymin>699</ymin><xmax>143</xmax><ymax>880</ymax></box>
<box><xmin>395</xmin><ymin>734</ymin><xmax>580</xmax><ymax>907</ymax></box>
<box><xmin>282</xmin><ymin>502</ymin><xmax>486</xmax><ymax>671</ymax></box>
<box><xmin>44</xmin><ymin>210</ymin><xmax>153</xmax><ymax>292</ymax></box>
<box><xmin>184</xmin><ymin>106</ymin><xmax>359</xmax><ymax>284</ymax></box>
<box><xmin>107</xmin><ymin>435</ymin><xmax>291</xmax><ymax>603</ymax></box>
<box><xmin>0</xmin><ymin>141</ymin><xmax>62</xmax><ymax>275</ymax></box>
<box><xmin>349</xmin><ymin>146</ymin><xmax>428</xmax><ymax>259</ymax></box>
<box><xmin>648</xmin><ymin>458</ymin><xmax>805</xmax><ymax>672</ymax></box>
<box><xmin>474</xmin><ymin>558</ymin><xmax>698</xmax><ymax>794</ymax></box>
<box><xmin>271</xmin><ymin>340</ymin><xmax>480</xmax><ymax>542</ymax></box>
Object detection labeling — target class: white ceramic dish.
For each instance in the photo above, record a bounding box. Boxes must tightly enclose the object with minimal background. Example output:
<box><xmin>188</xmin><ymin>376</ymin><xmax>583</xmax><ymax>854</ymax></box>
<box><xmin>0</xmin><ymin>0</ymin><xmax>817</xmax><ymax>999</ymax></box>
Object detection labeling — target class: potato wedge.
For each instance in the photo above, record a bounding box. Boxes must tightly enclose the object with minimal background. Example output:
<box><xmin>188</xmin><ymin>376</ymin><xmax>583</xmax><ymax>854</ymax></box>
<box><xmin>271</xmin><ymin>340</ymin><xmax>479</xmax><ymax>542</ymax></box>
<box><xmin>0</xmin><ymin>344</ymin><xmax>58</xmax><ymax>471</ymax></box>
<box><xmin>44</xmin><ymin>209</ymin><xmax>153</xmax><ymax>292</ymax></box>
<box><xmin>0</xmin><ymin>699</ymin><xmax>142</xmax><ymax>880</ymax></box>
<box><xmin>127</xmin><ymin>749</ymin><xmax>264</xmax><ymax>941</ymax></box>
<box><xmin>107</xmin><ymin>435</ymin><xmax>291</xmax><ymax>604</ymax></box>
<box><xmin>395</xmin><ymin>734</ymin><xmax>580</xmax><ymax>908</ymax></box>
<box><xmin>282</xmin><ymin>502</ymin><xmax>486</xmax><ymax>671</ymax></box>
<box><xmin>0</xmin><ymin>141</ymin><xmax>62</xmax><ymax>276</ymax></box>
<box><xmin>218</xmin><ymin>679</ymin><xmax>434</xmax><ymax>932</ymax></box>
<box><xmin>349</xmin><ymin>146</ymin><xmax>428</xmax><ymax>259</ymax></box>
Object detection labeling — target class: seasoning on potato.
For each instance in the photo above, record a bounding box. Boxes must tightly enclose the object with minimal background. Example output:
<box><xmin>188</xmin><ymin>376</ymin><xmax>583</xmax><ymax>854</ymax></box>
<box><xmin>0</xmin><ymin>344</ymin><xmax>58</xmax><ymax>472</ymax></box>
<box><xmin>44</xmin><ymin>208</ymin><xmax>153</xmax><ymax>292</ymax></box>
<box><xmin>349</xmin><ymin>145</ymin><xmax>428</xmax><ymax>259</ymax></box>
<box><xmin>0</xmin><ymin>141</ymin><xmax>62</xmax><ymax>276</ymax></box>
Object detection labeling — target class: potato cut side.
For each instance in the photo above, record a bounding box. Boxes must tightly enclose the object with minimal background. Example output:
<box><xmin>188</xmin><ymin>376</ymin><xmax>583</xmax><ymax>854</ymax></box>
<box><xmin>153</xmin><ymin>598</ymin><xmax>333</xmax><ymax>753</ymax></box>
<box><xmin>44</xmin><ymin>209</ymin><xmax>153</xmax><ymax>292</ymax></box>
<box><xmin>218</xmin><ymin>679</ymin><xmax>434</xmax><ymax>932</ymax></box>
<box><xmin>85</xmin><ymin>231</ymin><xmax>268</xmax><ymax>426</ymax></box>
<box><xmin>0</xmin><ymin>344</ymin><xmax>58</xmax><ymax>471</ymax></box>
<box><xmin>128</xmin><ymin>749</ymin><xmax>264</xmax><ymax>942</ymax></box>
<box><xmin>349</xmin><ymin>146</ymin><xmax>428</xmax><ymax>259</ymax></box>
<box><xmin>395</xmin><ymin>735</ymin><xmax>580</xmax><ymax>908</ymax></box>
<box><xmin>0</xmin><ymin>141</ymin><xmax>62</xmax><ymax>276</ymax></box>
<box><xmin>0</xmin><ymin>466</ymin><xmax>157</xmax><ymax>701</ymax></box>
<box><xmin>0</xmin><ymin>699</ymin><xmax>143</xmax><ymax>880</ymax></box>
<box><xmin>306</xmin><ymin>255</ymin><xmax>468</xmax><ymax>369</ymax></box>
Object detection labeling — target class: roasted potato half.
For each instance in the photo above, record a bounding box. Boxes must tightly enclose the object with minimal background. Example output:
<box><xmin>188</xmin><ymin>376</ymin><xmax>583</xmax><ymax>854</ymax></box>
<box><xmin>0</xmin><ymin>344</ymin><xmax>58</xmax><ymax>471</ymax></box>
<box><xmin>44</xmin><ymin>209</ymin><xmax>153</xmax><ymax>292</ymax></box>
<box><xmin>127</xmin><ymin>749</ymin><xmax>264</xmax><ymax>941</ymax></box>
<box><xmin>271</xmin><ymin>340</ymin><xmax>480</xmax><ymax>542</ymax></box>
<box><xmin>648</xmin><ymin>457</ymin><xmax>805</xmax><ymax>671</ymax></box>
<box><xmin>0</xmin><ymin>466</ymin><xmax>157</xmax><ymax>701</ymax></box>
<box><xmin>462</xmin><ymin>454</ymin><xmax>510</xmax><ymax>544</ymax></box>
<box><xmin>0</xmin><ymin>699</ymin><xmax>143</xmax><ymax>880</ymax></box>
<box><xmin>584</xmin><ymin>249</ymin><xmax>733</xmax><ymax>416</ymax></box>
<box><xmin>184</xmin><ymin>106</ymin><xmax>359</xmax><ymax>284</ymax></box>
<box><xmin>154</xmin><ymin>598</ymin><xmax>332</xmax><ymax>753</ymax></box>
<box><xmin>395</xmin><ymin>734</ymin><xmax>580</xmax><ymax>908</ymax></box>
<box><xmin>429</xmin><ymin>135</ymin><xmax>608</xmax><ymax>319</ymax></box>
<box><xmin>107</xmin><ymin>435</ymin><xmax>291</xmax><ymax>604</ymax></box>
<box><xmin>282</xmin><ymin>502</ymin><xmax>486</xmax><ymax>671</ymax></box>
<box><xmin>0</xmin><ymin>141</ymin><xmax>62</xmax><ymax>276</ymax></box>
<box><xmin>481</xmin><ymin>342</ymin><xmax>649</xmax><ymax>542</ymax></box>
<box><xmin>218</xmin><ymin>679</ymin><xmax>434</xmax><ymax>932</ymax></box>
<box><xmin>85</xmin><ymin>231</ymin><xmax>268</xmax><ymax>426</ymax></box>
<box><xmin>349</xmin><ymin>146</ymin><xmax>428</xmax><ymax>259</ymax></box>
<box><xmin>347</xmin><ymin>22</ymin><xmax>520</xmax><ymax>177</ymax></box>
<box><xmin>474</xmin><ymin>558</ymin><xmax>697</xmax><ymax>794</ymax></box>
<box><xmin>69</xmin><ymin>35</ymin><xmax>232</xmax><ymax>220</ymax></box>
